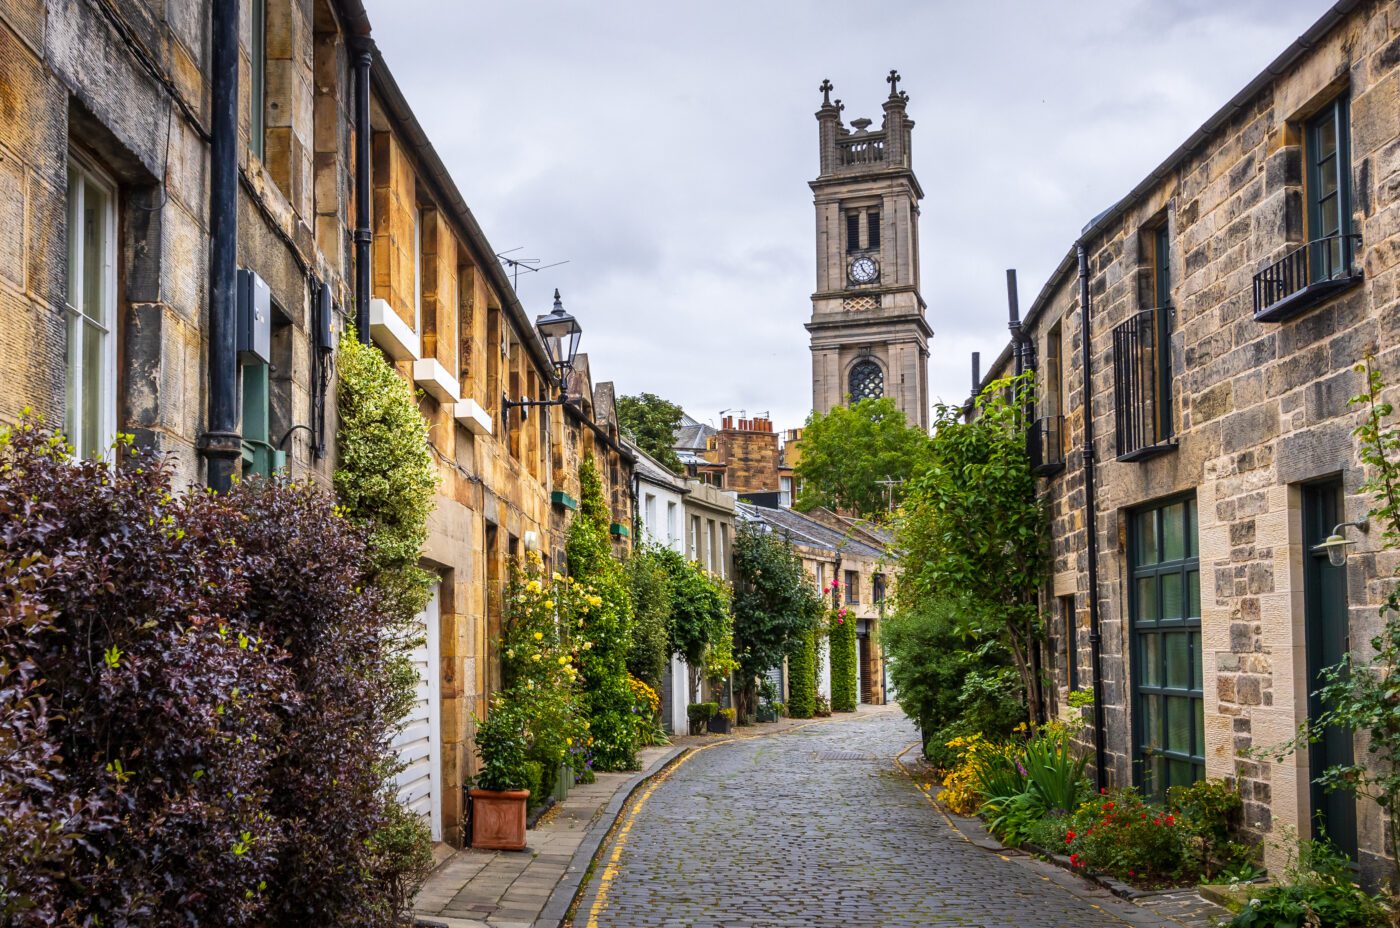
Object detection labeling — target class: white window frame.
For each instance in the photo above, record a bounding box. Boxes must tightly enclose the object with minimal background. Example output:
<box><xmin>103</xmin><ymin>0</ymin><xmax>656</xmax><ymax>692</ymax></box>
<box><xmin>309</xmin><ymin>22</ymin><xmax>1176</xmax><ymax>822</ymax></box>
<box><xmin>666</xmin><ymin>501</ymin><xmax>678</xmax><ymax>550</ymax></box>
<box><xmin>65</xmin><ymin>153</ymin><xmax>118</xmax><ymax>460</ymax></box>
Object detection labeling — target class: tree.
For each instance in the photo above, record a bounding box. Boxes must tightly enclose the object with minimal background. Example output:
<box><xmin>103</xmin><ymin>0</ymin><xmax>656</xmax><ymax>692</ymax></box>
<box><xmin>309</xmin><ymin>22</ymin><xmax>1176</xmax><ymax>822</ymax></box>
<box><xmin>654</xmin><ymin>545</ymin><xmax>731</xmax><ymax>703</ymax></box>
<box><xmin>795</xmin><ymin>397</ymin><xmax>931</xmax><ymax>519</ymax></box>
<box><xmin>897</xmin><ymin>373</ymin><xmax>1049</xmax><ymax>721</ymax></box>
<box><xmin>626</xmin><ymin>543</ymin><xmax>673</xmax><ymax>692</ymax></box>
<box><xmin>617</xmin><ymin>392</ymin><xmax>684</xmax><ymax>474</ymax></box>
<box><xmin>731</xmin><ymin>522</ymin><xmax>824</xmax><ymax>720</ymax></box>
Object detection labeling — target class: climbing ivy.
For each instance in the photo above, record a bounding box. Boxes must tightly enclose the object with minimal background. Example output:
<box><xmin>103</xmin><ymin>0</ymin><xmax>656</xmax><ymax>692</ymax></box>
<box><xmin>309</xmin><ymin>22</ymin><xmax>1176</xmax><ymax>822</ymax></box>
<box><xmin>786</xmin><ymin>624</ymin><xmax>818</xmax><ymax>719</ymax></box>
<box><xmin>828</xmin><ymin>607</ymin><xmax>858</xmax><ymax>712</ymax></box>
<box><xmin>567</xmin><ymin>457</ymin><xmax>637</xmax><ymax>771</ymax></box>
<box><xmin>334</xmin><ymin>332</ymin><xmax>437</xmax><ymax>623</ymax></box>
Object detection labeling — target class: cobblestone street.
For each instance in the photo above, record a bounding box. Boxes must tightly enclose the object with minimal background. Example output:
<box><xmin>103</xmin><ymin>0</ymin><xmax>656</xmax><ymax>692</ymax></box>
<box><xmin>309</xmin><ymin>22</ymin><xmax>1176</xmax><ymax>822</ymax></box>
<box><xmin>572</xmin><ymin>708</ymin><xmax>1222</xmax><ymax>928</ymax></box>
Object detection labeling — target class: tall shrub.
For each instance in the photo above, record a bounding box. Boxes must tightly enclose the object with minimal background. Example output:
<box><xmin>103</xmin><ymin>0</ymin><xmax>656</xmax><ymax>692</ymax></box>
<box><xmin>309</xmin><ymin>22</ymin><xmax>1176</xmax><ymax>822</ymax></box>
<box><xmin>335</xmin><ymin>332</ymin><xmax>437</xmax><ymax>623</ymax></box>
<box><xmin>626</xmin><ymin>542</ymin><xmax>672</xmax><ymax>692</ymax></box>
<box><xmin>829</xmin><ymin>607</ymin><xmax>858</xmax><ymax>712</ymax></box>
<box><xmin>0</xmin><ymin>422</ymin><xmax>423</xmax><ymax>926</ymax></box>
<box><xmin>786</xmin><ymin>624</ymin><xmax>818</xmax><ymax>719</ymax></box>
<box><xmin>567</xmin><ymin>457</ymin><xmax>637</xmax><ymax>771</ymax></box>
<box><xmin>656</xmin><ymin>545</ymin><xmax>731</xmax><ymax>700</ymax></box>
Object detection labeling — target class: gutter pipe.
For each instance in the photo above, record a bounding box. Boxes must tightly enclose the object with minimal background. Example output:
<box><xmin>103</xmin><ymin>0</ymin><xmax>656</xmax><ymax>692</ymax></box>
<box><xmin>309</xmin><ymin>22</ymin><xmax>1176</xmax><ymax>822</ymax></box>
<box><xmin>1078</xmin><ymin>243</ymin><xmax>1109</xmax><ymax>791</ymax></box>
<box><xmin>353</xmin><ymin>44</ymin><xmax>372</xmax><ymax>342</ymax></box>
<box><xmin>200</xmin><ymin>0</ymin><xmax>241</xmax><ymax>492</ymax></box>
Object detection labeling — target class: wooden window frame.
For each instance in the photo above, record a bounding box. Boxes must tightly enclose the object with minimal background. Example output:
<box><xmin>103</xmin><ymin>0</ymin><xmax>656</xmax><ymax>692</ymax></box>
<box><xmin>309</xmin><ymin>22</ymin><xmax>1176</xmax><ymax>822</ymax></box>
<box><xmin>65</xmin><ymin>153</ymin><xmax>119</xmax><ymax>460</ymax></box>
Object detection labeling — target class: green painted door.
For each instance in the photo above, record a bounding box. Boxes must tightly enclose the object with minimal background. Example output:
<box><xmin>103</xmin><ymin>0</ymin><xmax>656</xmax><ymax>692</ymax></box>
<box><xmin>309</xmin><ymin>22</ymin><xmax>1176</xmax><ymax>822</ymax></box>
<box><xmin>1302</xmin><ymin>481</ymin><xmax>1358</xmax><ymax>861</ymax></box>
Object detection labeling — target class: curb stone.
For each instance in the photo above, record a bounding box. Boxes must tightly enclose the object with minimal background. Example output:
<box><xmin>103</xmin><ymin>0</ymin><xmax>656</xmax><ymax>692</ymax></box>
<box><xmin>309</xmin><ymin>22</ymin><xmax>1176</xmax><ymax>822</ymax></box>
<box><xmin>535</xmin><ymin>744</ymin><xmax>686</xmax><ymax>928</ymax></box>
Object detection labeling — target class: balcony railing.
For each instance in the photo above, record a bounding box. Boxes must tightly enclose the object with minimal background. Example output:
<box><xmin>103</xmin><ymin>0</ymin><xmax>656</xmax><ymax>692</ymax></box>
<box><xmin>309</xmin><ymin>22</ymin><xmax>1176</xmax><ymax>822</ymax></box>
<box><xmin>1253</xmin><ymin>233</ymin><xmax>1363</xmax><ymax>322</ymax></box>
<box><xmin>1028</xmin><ymin>415</ymin><xmax>1065</xmax><ymax>476</ymax></box>
<box><xmin>1113</xmin><ymin>306</ymin><xmax>1176</xmax><ymax>461</ymax></box>
<box><xmin>837</xmin><ymin>135</ymin><xmax>886</xmax><ymax>166</ymax></box>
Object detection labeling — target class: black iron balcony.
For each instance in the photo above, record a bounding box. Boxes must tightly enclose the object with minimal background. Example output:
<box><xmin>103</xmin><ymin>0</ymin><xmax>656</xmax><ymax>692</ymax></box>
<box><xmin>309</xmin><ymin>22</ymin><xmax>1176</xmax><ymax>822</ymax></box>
<box><xmin>1113</xmin><ymin>306</ymin><xmax>1176</xmax><ymax>462</ymax></box>
<box><xmin>1253</xmin><ymin>233</ymin><xmax>1363</xmax><ymax>323</ymax></box>
<box><xmin>1028</xmin><ymin>415</ymin><xmax>1065</xmax><ymax>476</ymax></box>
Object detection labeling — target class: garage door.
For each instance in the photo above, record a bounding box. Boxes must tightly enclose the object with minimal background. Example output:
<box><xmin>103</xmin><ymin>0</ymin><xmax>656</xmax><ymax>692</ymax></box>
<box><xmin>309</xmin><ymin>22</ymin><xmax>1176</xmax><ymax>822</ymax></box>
<box><xmin>394</xmin><ymin>583</ymin><xmax>442</xmax><ymax>841</ymax></box>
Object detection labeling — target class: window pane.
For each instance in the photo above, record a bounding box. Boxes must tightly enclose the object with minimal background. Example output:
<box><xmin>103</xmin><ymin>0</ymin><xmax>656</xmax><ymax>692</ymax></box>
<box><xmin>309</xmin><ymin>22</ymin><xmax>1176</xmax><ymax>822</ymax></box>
<box><xmin>1320</xmin><ymin>195</ymin><xmax>1340</xmax><ymax>239</ymax></box>
<box><xmin>1137</xmin><ymin>512</ymin><xmax>1158</xmax><ymax>565</ymax></box>
<box><xmin>1194</xmin><ymin>700</ymin><xmax>1205</xmax><ymax>756</ymax></box>
<box><xmin>81</xmin><ymin>317</ymin><xmax>103</xmax><ymax>457</ymax></box>
<box><xmin>1166</xmin><ymin>695</ymin><xmax>1193</xmax><ymax>753</ymax></box>
<box><xmin>1188</xmin><ymin>569</ymin><xmax>1201</xmax><ymax>618</ymax></box>
<box><xmin>82</xmin><ymin>179</ymin><xmax>107</xmax><ymax>325</ymax></box>
<box><xmin>1141</xmin><ymin>693</ymin><xmax>1161</xmax><ymax>751</ymax></box>
<box><xmin>1186</xmin><ymin>500</ymin><xmax>1197</xmax><ymax>557</ymax></box>
<box><xmin>1136</xmin><ymin>576</ymin><xmax>1158</xmax><ymax>623</ymax></box>
<box><xmin>1191</xmin><ymin>631</ymin><xmax>1203</xmax><ymax>690</ymax></box>
<box><xmin>1169</xmin><ymin>758</ymin><xmax>1196</xmax><ymax>790</ymax></box>
<box><xmin>1162</xmin><ymin>502</ymin><xmax>1185</xmax><ymax>561</ymax></box>
<box><xmin>1161</xmin><ymin>572</ymin><xmax>1184</xmax><ymax>621</ymax></box>
<box><xmin>65</xmin><ymin>312</ymin><xmax>81</xmax><ymax>446</ymax></box>
<box><xmin>1165</xmin><ymin>632</ymin><xmax>1190</xmax><ymax>688</ymax></box>
<box><xmin>66</xmin><ymin>168</ymin><xmax>80</xmax><ymax>308</ymax></box>
<box><xmin>1315</xmin><ymin>114</ymin><xmax>1337</xmax><ymax>161</ymax></box>
<box><xmin>1319</xmin><ymin>158</ymin><xmax>1339</xmax><ymax>198</ymax></box>
<box><xmin>1140</xmin><ymin>634</ymin><xmax>1161</xmax><ymax>687</ymax></box>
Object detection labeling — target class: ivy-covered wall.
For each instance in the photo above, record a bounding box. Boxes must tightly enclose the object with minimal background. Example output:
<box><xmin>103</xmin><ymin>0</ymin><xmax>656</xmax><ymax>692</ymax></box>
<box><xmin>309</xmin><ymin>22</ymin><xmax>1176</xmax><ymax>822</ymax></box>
<box><xmin>829</xmin><ymin>609</ymin><xmax>858</xmax><ymax>713</ymax></box>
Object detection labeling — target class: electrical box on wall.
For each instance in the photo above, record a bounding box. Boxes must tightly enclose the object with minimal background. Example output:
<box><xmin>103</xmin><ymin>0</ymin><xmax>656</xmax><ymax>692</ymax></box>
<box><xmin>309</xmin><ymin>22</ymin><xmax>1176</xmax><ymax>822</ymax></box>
<box><xmin>236</xmin><ymin>269</ymin><xmax>272</xmax><ymax>364</ymax></box>
<box><xmin>314</xmin><ymin>280</ymin><xmax>335</xmax><ymax>354</ymax></box>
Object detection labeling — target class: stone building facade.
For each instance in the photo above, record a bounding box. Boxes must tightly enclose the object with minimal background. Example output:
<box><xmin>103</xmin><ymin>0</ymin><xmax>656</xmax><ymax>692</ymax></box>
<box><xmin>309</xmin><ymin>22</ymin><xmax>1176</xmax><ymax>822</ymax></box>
<box><xmin>977</xmin><ymin>0</ymin><xmax>1400</xmax><ymax>882</ymax></box>
<box><xmin>0</xmin><ymin>0</ymin><xmax>633</xmax><ymax>850</ymax></box>
<box><xmin>807</xmin><ymin>72</ymin><xmax>931</xmax><ymax>430</ymax></box>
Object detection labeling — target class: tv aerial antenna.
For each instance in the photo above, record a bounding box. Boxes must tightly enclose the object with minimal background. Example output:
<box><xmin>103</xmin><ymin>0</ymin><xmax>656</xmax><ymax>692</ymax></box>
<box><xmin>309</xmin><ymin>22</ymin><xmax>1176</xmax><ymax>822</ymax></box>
<box><xmin>496</xmin><ymin>247</ymin><xmax>570</xmax><ymax>291</ymax></box>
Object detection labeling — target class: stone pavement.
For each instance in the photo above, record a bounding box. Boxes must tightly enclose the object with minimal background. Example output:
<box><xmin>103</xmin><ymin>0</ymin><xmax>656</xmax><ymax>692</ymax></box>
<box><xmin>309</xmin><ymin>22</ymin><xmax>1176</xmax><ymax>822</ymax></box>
<box><xmin>414</xmin><ymin>714</ymin><xmax>828</xmax><ymax>928</ymax></box>
<box><xmin>571</xmin><ymin>707</ymin><xmax>1233</xmax><ymax>928</ymax></box>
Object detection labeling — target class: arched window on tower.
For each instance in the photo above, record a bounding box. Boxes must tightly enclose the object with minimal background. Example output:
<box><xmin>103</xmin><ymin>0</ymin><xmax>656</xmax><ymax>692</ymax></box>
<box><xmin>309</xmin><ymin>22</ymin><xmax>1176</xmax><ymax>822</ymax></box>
<box><xmin>849</xmin><ymin>360</ymin><xmax>884</xmax><ymax>401</ymax></box>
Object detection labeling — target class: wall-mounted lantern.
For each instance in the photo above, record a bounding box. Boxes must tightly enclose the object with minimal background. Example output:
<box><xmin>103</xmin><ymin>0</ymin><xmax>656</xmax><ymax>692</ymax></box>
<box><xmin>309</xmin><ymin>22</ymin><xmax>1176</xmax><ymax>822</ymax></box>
<box><xmin>503</xmin><ymin>289</ymin><xmax>582</xmax><ymax>425</ymax></box>
<box><xmin>1313</xmin><ymin>520</ymin><xmax>1368</xmax><ymax>567</ymax></box>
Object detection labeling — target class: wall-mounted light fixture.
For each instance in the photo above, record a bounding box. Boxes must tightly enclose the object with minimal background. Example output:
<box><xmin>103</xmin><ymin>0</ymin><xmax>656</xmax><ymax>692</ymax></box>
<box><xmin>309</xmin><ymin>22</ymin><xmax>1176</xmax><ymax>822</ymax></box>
<box><xmin>503</xmin><ymin>289</ymin><xmax>583</xmax><ymax>426</ymax></box>
<box><xmin>1313</xmin><ymin>519</ymin><xmax>1368</xmax><ymax>567</ymax></box>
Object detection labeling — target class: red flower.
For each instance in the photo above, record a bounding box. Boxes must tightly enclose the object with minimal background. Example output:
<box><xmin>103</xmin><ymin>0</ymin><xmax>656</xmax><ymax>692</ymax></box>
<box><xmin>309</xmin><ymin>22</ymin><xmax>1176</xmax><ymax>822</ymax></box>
<box><xmin>1165</xmin><ymin>815</ymin><xmax>1175</xmax><ymax>826</ymax></box>
<box><xmin>1065</xmin><ymin>830</ymin><xmax>1076</xmax><ymax>843</ymax></box>
<box><xmin>1104</xmin><ymin>801</ymin><xmax>1114</xmax><ymax>811</ymax></box>
<box><xmin>1153</xmin><ymin>818</ymin><xmax>1161</xmax><ymax>826</ymax></box>
<box><xmin>1100</xmin><ymin>787</ymin><xmax>1106</xmax><ymax>795</ymax></box>
<box><xmin>1128</xmin><ymin>869</ymin><xmax>1135</xmax><ymax>877</ymax></box>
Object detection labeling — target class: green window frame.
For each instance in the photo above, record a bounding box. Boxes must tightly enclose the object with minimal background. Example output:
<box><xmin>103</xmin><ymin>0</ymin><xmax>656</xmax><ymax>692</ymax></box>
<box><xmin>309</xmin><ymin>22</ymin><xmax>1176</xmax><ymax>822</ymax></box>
<box><xmin>1305</xmin><ymin>96</ymin><xmax>1352</xmax><ymax>283</ymax></box>
<box><xmin>1130</xmin><ymin>496</ymin><xmax>1203</xmax><ymax>802</ymax></box>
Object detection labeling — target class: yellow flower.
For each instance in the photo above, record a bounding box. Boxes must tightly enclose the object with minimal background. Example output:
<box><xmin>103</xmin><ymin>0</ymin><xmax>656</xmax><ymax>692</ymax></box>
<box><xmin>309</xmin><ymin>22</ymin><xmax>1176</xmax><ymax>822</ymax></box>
<box><xmin>543</xmin><ymin>599</ymin><xmax>555</xmax><ymax>610</ymax></box>
<box><xmin>587</xmin><ymin>595</ymin><xmax>603</xmax><ymax>608</ymax></box>
<box><xmin>506</xmin><ymin>648</ymin><xmax>515</xmax><ymax>659</ymax></box>
<box><xmin>531</xmin><ymin>654</ymin><xmax>541</xmax><ymax>662</ymax></box>
<box><xmin>558</xmin><ymin>656</ymin><xmax>569</xmax><ymax>665</ymax></box>
<box><xmin>566</xmin><ymin>737</ymin><xmax>573</xmax><ymax>746</ymax></box>
<box><xmin>533</xmin><ymin>632</ymin><xmax>544</xmax><ymax>641</ymax></box>
<box><xmin>583</xmin><ymin>641</ymin><xmax>593</xmax><ymax>650</ymax></box>
<box><xmin>526</xmin><ymin>579</ymin><xmax>541</xmax><ymax>594</ymax></box>
<box><xmin>552</xmin><ymin>572</ymin><xmax>563</xmax><ymax>582</ymax></box>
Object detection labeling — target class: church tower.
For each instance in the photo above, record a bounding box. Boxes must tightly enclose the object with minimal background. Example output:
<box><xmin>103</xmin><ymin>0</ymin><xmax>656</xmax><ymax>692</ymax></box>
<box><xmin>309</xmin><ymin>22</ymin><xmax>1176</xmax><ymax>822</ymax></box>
<box><xmin>806</xmin><ymin>71</ymin><xmax>930</xmax><ymax>430</ymax></box>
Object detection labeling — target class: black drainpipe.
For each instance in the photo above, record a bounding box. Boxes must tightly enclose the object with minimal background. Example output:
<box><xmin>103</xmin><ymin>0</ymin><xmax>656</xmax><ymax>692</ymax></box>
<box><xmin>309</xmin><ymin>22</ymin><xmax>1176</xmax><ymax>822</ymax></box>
<box><xmin>1008</xmin><ymin>269</ymin><xmax>1045</xmax><ymax>725</ymax></box>
<box><xmin>353</xmin><ymin>44</ymin><xmax>373</xmax><ymax>342</ymax></box>
<box><xmin>964</xmin><ymin>351</ymin><xmax>981</xmax><ymax>421</ymax></box>
<box><xmin>200</xmin><ymin>0</ymin><xmax>241</xmax><ymax>492</ymax></box>
<box><xmin>1078</xmin><ymin>243</ymin><xmax>1109</xmax><ymax>791</ymax></box>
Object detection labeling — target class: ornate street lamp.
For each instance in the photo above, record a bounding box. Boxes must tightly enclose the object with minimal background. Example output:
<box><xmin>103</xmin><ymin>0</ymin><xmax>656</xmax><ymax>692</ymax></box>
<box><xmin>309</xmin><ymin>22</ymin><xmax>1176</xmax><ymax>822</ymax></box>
<box><xmin>503</xmin><ymin>289</ymin><xmax>582</xmax><ymax>424</ymax></box>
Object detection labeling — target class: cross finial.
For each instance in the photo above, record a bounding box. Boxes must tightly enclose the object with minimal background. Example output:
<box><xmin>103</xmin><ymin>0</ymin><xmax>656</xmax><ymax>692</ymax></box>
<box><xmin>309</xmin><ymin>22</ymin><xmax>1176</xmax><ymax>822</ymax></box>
<box><xmin>886</xmin><ymin>69</ymin><xmax>901</xmax><ymax>99</ymax></box>
<box><xmin>819</xmin><ymin>79</ymin><xmax>834</xmax><ymax>107</ymax></box>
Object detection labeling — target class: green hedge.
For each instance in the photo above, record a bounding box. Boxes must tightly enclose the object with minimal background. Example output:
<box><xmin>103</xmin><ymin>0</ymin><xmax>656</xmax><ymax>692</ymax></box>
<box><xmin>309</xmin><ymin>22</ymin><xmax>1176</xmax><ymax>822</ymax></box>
<box><xmin>829</xmin><ymin>610</ymin><xmax>858</xmax><ymax>712</ymax></box>
<box><xmin>786</xmin><ymin>626</ymin><xmax>817</xmax><ymax>719</ymax></box>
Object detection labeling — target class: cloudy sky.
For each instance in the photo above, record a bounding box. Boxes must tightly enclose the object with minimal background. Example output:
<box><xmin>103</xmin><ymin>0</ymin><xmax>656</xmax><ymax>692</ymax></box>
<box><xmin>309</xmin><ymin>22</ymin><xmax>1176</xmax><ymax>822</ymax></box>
<box><xmin>366</xmin><ymin>0</ymin><xmax>1327</xmax><ymax>430</ymax></box>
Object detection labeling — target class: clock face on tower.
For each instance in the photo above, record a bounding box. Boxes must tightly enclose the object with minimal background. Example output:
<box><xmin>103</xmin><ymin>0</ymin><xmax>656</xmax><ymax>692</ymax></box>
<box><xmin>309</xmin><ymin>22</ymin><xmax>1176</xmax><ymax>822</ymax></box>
<box><xmin>848</xmin><ymin>255</ymin><xmax>879</xmax><ymax>285</ymax></box>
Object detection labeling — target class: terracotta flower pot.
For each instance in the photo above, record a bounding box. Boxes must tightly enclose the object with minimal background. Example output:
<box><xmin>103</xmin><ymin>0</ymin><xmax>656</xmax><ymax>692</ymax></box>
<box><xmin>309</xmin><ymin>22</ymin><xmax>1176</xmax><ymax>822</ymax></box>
<box><xmin>470</xmin><ymin>788</ymin><xmax>530</xmax><ymax>850</ymax></box>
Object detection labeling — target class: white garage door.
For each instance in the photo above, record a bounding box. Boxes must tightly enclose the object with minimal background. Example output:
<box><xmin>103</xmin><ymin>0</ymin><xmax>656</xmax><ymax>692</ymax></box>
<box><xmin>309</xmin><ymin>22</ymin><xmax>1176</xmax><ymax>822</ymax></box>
<box><xmin>394</xmin><ymin>583</ymin><xmax>442</xmax><ymax>841</ymax></box>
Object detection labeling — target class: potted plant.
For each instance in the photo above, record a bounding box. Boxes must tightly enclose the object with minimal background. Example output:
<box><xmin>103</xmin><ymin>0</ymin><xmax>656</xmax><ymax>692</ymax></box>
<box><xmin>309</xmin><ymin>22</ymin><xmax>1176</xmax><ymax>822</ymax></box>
<box><xmin>687</xmin><ymin>702</ymin><xmax>717</xmax><ymax>736</ymax></box>
<box><xmin>470</xmin><ymin>699</ymin><xmax>530</xmax><ymax>850</ymax></box>
<box><xmin>708</xmin><ymin>706</ymin><xmax>735</xmax><ymax>734</ymax></box>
